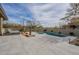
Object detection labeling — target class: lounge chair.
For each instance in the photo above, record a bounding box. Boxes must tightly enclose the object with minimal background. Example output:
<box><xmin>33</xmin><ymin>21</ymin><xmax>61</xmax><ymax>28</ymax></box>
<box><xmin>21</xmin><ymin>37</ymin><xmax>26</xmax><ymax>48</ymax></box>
<box><xmin>21</xmin><ymin>32</ymin><xmax>30</xmax><ymax>37</ymax></box>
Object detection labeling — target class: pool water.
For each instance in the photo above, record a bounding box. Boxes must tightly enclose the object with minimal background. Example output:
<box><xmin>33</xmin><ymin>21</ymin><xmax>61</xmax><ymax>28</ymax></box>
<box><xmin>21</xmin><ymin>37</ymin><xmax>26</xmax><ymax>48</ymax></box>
<box><xmin>38</xmin><ymin>32</ymin><xmax>66</xmax><ymax>37</ymax></box>
<box><xmin>44</xmin><ymin>32</ymin><xmax>66</xmax><ymax>37</ymax></box>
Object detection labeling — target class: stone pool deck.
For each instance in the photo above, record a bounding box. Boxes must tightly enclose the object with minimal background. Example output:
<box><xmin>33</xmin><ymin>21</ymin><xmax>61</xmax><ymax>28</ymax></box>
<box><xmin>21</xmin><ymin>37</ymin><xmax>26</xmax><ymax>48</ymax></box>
<box><xmin>0</xmin><ymin>33</ymin><xmax>79</xmax><ymax>55</ymax></box>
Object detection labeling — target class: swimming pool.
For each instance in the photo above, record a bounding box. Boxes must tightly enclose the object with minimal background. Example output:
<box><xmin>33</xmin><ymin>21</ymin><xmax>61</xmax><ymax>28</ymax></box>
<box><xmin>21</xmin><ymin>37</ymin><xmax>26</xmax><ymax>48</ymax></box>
<box><xmin>45</xmin><ymin>32</ymin><xmax>66</xmax><ymax>37</ymax></box>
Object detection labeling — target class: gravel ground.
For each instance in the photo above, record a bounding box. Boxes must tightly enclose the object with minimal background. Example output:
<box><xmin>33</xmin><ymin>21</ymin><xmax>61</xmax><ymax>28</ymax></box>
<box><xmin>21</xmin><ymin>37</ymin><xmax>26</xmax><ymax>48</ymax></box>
<box><xmin>0</xmin><ymin>33</ymin><xmax>79</xmax><ymax>55</ymax></box>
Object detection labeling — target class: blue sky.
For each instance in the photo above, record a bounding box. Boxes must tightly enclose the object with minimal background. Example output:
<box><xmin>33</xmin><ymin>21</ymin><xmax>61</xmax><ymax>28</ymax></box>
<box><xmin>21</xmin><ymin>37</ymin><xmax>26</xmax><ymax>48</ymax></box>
<box><xmin>2</xmin><ymin>3</ymin><xmax>33</xmax><ymax>24</ymax></box>
<box><xmin>2</xmin><ymin>3</ymin><xmax>70</xmax><ymax>27</ymax></box>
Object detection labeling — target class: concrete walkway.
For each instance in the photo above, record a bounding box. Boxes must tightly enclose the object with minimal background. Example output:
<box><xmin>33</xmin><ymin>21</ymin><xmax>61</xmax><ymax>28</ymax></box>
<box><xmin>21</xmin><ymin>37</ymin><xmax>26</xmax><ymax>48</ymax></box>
<box><xmin>0</xmin><ymin>33</ymin><xmax>79</xmax><ymax>55</ymax></box>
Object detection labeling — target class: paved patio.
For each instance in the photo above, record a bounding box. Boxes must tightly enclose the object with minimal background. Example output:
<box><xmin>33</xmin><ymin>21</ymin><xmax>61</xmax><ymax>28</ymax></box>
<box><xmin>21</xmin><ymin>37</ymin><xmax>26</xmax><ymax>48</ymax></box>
<box><xmin>0</xmin><ymin>33</ymin><xmax>79</xmax><ymax>55</ymax></box>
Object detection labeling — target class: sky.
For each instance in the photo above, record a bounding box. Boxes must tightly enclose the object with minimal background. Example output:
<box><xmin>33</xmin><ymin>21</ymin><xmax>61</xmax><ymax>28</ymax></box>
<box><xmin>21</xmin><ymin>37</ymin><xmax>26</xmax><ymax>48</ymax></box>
<box><xmin>2</xmin><ymin>3</ymin><xmax>70</xmax><ymax>27</ymax></box>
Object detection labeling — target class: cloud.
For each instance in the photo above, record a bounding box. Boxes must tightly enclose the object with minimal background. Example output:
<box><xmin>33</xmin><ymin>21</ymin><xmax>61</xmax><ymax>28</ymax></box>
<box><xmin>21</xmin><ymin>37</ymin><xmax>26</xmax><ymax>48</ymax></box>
<box><xmin>28</xmin><ymin>3</ymin><xmax>69</xmax><ymax>27</ymax></box>
<box><xmin>2</xmin><ymin>3</ymin><xmax>70</xmax><ymax>27</ymax></box>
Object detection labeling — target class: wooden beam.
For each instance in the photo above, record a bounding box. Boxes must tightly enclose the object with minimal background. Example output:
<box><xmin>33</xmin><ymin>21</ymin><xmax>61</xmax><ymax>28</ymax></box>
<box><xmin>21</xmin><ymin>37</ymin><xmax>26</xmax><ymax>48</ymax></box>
<box><xmin>0</xmin><ymin>17</ymin><xmax>3</xmax><ymax>35</ymax></box>
<box><xmin>0</xmin><ymin>4</ymin><xmax>8</xmax><ymax>20</ymax></box>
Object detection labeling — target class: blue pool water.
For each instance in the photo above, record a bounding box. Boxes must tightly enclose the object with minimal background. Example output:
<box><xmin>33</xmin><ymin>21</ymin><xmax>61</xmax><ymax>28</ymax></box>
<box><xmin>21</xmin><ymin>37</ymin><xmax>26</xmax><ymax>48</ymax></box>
<box><xmin>38</xmin><ymin>32</ymin><xmax>66</xmax><ymax>37</ymax></box>
<box><xmin>44</xmin><ymin>32</ymin><xmax>67</xmax><ymax>37</ymax></box>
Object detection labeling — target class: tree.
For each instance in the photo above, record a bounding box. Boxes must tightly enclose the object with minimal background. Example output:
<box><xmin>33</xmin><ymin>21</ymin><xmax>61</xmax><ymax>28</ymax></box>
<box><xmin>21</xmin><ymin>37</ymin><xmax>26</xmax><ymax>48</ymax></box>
<box><xmin>67</xmin><ymin>3</ymin><xmax>79</xmax><ymax>16</ymax></box>
<box><xmin>26</xmin><ymin>20</ymin><xmax>43</xmax><ymax>35</ymax></box>
<box><xmin>61</xmin><ymin>3</ymin><xmax>79</xmax><ymax>20</ymax></box>
<box><xmin>26</xmin><ymin>20</ymin><xmax>32</xmax><ymax>35</ymax></box>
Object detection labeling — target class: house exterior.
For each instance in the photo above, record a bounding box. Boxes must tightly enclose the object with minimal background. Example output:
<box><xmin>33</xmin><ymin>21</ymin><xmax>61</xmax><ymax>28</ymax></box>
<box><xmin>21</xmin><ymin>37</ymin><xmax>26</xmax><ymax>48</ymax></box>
<box><xmin>0</xmin><ymin>4</ymin><xmax>8</xmax><ymax>35</ymax></box>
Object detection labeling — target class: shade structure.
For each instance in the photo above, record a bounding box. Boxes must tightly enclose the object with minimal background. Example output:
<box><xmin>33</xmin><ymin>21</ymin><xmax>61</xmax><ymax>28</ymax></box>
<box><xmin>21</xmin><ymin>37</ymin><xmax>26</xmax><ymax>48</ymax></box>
<box><xmin>0</xmin><ymin>4</ymin><xmax>8</xmax><ymax>35</ymax></box>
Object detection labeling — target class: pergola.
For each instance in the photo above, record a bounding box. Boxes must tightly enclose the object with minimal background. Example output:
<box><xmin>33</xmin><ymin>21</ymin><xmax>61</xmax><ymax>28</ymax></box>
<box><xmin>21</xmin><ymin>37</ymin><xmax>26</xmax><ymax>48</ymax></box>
<box><xmin>0</xmin><ymin>4</ymin><xmax>8</xmax><ymax>35</ymax></box>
